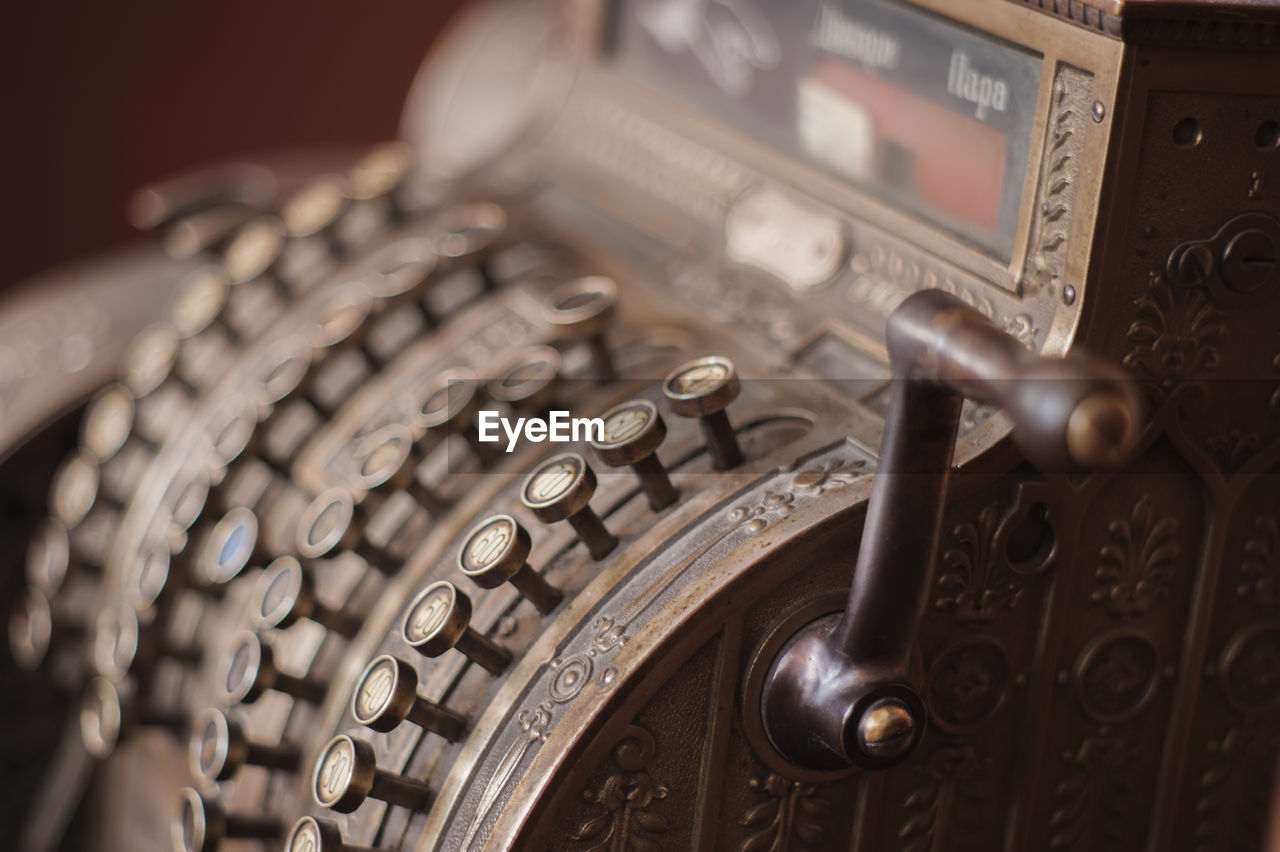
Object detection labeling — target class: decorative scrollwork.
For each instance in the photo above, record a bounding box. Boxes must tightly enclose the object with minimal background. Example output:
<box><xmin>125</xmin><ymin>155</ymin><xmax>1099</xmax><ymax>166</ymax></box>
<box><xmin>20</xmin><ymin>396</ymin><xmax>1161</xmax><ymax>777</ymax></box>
<box><xmin>1023</xmin><ymin>71</ymin><xmax>1084</xmax><ymax>301</ymax></box>
<box><xmin>1091</xmin><ymin>494</ymin><xmax>1179</xmax><ymax>618</ymax></box>
<box><xmin>790</xmin><ymin>458</ymin><xmax>865</xmax><ymax>494</ymax></box>
<box><xmin>1124</xmin><ymin>272</ymin><xmax>1224</xmax><ymax>396</ymax></box>
<box><xmin>1238</xmin><ymin>513</ymin><xmax>1280</xmax><ymax>614</ymax></box>
<box><xmin>739</xmin><ymin>774</ymin><xmax>832</xmax><ymax>852</ymax></box>
<box><xmin>1048</xmin><ymin>735</ymin><xmax>1136</xmax><ymax>850</ymax></box>
<box><xmin>899</xmin><ymin>746</ymin><xmax>991</xmax><ymax>852</ymax></box>
<box><xmin>935</xmin><ymin>503</ymin><xmax>1023</xmax><ymax>626</ymax></box>
<box><xmin>575</xmin><ymin>725</ymin><xmax>670</xmax><ymax>852</ymax></box>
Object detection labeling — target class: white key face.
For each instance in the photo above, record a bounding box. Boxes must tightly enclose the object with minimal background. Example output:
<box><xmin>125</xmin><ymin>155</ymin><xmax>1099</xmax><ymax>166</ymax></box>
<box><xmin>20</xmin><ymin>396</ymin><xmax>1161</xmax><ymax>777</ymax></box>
<box><xmin>673</xmin><ymin>363</ymin><xmax>728</xmax><ymax>396</ymax></box>
<box><xmin>315</xmin><ymin>738</ymin><xmax>356</xmax><ymax>806</ymax></box>
<box><xmin>259</xmin><ymin>560</ymin><xmax>302</xmax><ymax>624</ymax></box>
<box><xmin>356</xmin><ymin>659</ymin><xmax>397</xmax><ymax>720</ymax></box>
<box><xmin>466</xmin><ymin>519</ymin><xmax>512</xmax><ymax>570</ymax></box>
<box><xmin>602</xmin><ymin>405</ymin><xmax>650</xmax><ymax>445</ymax></box>
<box><xmin>288</xmin><ymin>819</ymin><xmax>322</xmax><ymax>852</ymax></box>
<box><xmin>84</xmin><ymin>387</ymin><xmax>134</xmax><ymax>460</ymax></box>
<box><xmin>358</xmin><ymin>434</ymin><xmax>406</xmax><ymax>481</ymax></box>
<box><xmin>53</xmin><ymin>454</ymin><xmax>99</xmax><ymax>526</ymax></box>
<box><xmin>406</xmin><ymin>585</ymin><xmax>454</xmax><ymax>643</ymax></box>
<box><xmin>526</xmin><ymin>458</ymin><xmax>578</xmax><ymax>504</ymax></box>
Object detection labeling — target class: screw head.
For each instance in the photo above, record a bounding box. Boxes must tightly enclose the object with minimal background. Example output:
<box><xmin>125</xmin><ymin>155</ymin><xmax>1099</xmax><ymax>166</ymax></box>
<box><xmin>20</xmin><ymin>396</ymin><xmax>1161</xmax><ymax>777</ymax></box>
<box><xmin>855</xmin><ymin>697</ymin><xmax>916</xmax><ymax>761</ymax></box>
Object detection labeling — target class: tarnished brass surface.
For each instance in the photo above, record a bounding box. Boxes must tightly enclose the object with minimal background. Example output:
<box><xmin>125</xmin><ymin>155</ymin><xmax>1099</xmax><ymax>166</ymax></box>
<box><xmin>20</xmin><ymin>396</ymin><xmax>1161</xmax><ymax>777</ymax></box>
<box><xmin>3</xmin><ymin>1</ymin><xmax>1280</xmax><ymax>851</ymax></box>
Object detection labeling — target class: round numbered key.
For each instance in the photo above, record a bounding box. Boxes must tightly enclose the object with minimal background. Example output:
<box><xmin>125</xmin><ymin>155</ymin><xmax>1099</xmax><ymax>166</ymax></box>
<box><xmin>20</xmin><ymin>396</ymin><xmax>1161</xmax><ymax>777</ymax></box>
<box><xmin>81</xmin><ymin>383</ymin><xmax>143</xmax><ymax>463</ymax></box>
<box><xmin>402</xmin><ymin>581</ymin><xmax>510</xmax><ymax>675</ymax></box>
<box><xmin>312</xmin><ymin>734</ymin><xmax>431</xmax><ymax>813</ymax></box>
<box><xmin>189</xmin><ymin>707</ymin><xmax>300</xmax><ymax>782</ymax></box>
<box><xmin>221</xmin><ymin>632</ymin><xmax>326</xmax><ymax>705</ymax></box>
<box><xmin>254</xmin><ymin>556</ymin><xmax>361</xmax><ymax>637</ymax></box>
<box><xmin>351</xmin><ymin>654</ymin><xmax>465</xmax><ymax>739</ymax></box>
<box><xmin>458</xmin><ymin>515</ymin><xmax>562</xmax><ymax>614</ymax></box>
<box><xmin>285</xmin><ymin>816</ymin><xmax>386</xmax><ymax>852</ymax></box>
<box><xmin>80</xmin><ymin>677</ymin><xmax>183</xmax><ymax>759</ymax></box>
<box><xmin>175</xmin><ymin>786</ymin><xmax>282</xmax><ymax>852</ymax></box>
<box><xmin>521</xmin><ymin>453</ymin><xmax>617</xmax><ymax>560</ymax></box>
<box><xmin>543</xmin><ymin>276</ymin><xmax>619</xmax><ymax>381</ymax></box>
<box><xmin>663</xmin><ymin>355</ymin><xmax>744</xmax><ymax>470</ymax></box>
<box><xmin>591</xmin><ymin>399</ymin><xmax>677</xmax><ymax>510</ymax></box>
<box><xmin>295</xmin><ymin>488</ymin><xmax>397</xmax><ymax>574</ymax></box>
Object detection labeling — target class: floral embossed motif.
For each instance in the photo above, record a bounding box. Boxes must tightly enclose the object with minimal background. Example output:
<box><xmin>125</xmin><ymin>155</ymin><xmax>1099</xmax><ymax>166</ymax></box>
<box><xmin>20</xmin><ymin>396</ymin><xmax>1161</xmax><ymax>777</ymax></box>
<box><xmin>1205</xmin><ymin>429</ymin><xmax>1262</xmax><ymax>475</ymax></box>
<box><xmin>1223</xmin><ymin>627</ymin><xmax>1280</xmax><ymax>712</ymax></box>
<box><xmin>739</xmin><ymin>774</ymin><xmax>831</xmax><ymax>852</ymax></box>
<box><xmin>1191</xmin><ymin>721</ymin><xmax>1280</xmax><ymax>852</ymax></box>
<box><xmin>1077</xmin><ymin>633</ymin><xmax>1159</xmax><ymax>723</ymax></box>
<box><xmin>1048</xmin><ymin>735</ymin><xmax>1135</xmax><ymax>850</ymax></box>
<box><xmin>791</xmin><ymin>459</ymin><xmax>864</xmax><ymax>494</ymax></box>
<box><xmin>936</xmin><ymin>503</ymin><xmax>1023</xmax><ymax>625</ymax></box>
<box><xmin>1238</xmin><ymin>513</ymin><xmax>1280</xmax><ymax>614</ymax></box>
<box><xmin>1124</xmin><ymin>272</ymin><xmax>1224</xmax><ymax>392</ymax></box>
<box><xmin>927</xmin><ymin>638</ymin><xmax>1011</xmax><ymax>734</ymax></box>
<box><xmin>575</xmin><ymin>725</ymin><xmax>670</xmax><ymax>852</ymax></box>
<box><xmin>899</xmin><ymin>746</ymin><xmax>991</xmax><ymax>851</ymax></box>
<box><xmin>1091</xmin><ymin>495</ymin><xmax>1179</xmax><ymax>618</ymax></box>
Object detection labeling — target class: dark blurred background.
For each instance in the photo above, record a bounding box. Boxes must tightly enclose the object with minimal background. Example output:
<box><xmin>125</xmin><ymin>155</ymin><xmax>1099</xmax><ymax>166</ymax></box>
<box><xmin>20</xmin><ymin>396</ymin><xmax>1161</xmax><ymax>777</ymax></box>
<box><xmin>1</xmin><ymin>1</ymin><xmax>471</xmax><ymax>291</ymax></box>
<box><xmin>0</xmin><ymin>5</ymin><xmax>467</xmax><ymax>845</ymax></box>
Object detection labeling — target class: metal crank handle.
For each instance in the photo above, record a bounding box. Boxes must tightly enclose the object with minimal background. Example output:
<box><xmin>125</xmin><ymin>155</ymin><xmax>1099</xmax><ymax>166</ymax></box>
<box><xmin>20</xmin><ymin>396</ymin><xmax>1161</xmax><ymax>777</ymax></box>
<box><xmin>761</xmin><ymin>289</ymin><xmax>1142</xmax><ymax>771</ymax></box>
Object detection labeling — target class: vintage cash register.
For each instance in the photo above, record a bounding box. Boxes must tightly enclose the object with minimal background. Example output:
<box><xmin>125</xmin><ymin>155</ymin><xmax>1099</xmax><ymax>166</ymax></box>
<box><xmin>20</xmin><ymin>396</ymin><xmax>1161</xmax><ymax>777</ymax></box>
<box><xmin>3</xmin><ymin>0</ymin><xmax>1280</xmax><ymax>850</ymax></box>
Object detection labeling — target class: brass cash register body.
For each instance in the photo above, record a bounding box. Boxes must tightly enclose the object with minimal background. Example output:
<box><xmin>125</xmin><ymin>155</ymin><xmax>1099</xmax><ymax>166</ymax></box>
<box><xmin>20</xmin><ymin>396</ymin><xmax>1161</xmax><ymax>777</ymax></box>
<box><xmin>2</xmin><ymin>0</ymin><xmax>1280</xmax><ymax>850</ymax></box>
